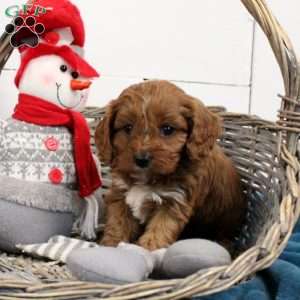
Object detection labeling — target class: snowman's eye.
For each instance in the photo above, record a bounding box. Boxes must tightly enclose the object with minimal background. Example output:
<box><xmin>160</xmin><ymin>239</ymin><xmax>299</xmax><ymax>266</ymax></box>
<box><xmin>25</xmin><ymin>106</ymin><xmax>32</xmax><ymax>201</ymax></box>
<box><xmin>71</xmin><ymin>71</ymin><xmax>79</xmax><ymax>79</ymax></box>
<box><xmin>60</xmin><ymin>65</ymin><xmax>68</xmax><ymax>72</ymax></box>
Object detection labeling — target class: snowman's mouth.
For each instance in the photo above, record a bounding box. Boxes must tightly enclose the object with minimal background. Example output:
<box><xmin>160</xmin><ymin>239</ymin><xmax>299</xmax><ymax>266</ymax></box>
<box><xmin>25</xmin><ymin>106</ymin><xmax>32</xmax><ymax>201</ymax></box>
<box><xmin>56</xmin><ymin>82</ymin><xmax>83</xmax><ymax>109</ymax></box>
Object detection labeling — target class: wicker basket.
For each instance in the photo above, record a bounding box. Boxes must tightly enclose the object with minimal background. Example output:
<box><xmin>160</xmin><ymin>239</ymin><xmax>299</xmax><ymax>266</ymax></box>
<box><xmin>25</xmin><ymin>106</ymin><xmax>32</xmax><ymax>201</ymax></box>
<box><xmin>0</xmin><ymin>0</ymin><xmax>300</xmax><ymax>299</ymax></box>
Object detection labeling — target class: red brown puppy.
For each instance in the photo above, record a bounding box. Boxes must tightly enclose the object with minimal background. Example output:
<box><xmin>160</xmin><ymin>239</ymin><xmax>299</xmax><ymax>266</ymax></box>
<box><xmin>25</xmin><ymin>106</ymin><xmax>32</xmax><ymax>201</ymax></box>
<box><xmin>96</xmin><ymin>80</ymin><xmax>245</xmax><ymax>253</ymax></box>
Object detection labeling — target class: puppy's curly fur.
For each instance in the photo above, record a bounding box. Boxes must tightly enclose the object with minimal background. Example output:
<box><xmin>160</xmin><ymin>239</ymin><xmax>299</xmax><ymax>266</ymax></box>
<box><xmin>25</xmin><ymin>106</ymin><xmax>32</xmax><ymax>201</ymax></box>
<box><xmin>96</xmin><ymin>80</ymin><xmax>246</xmax><ymax>252</ymax></box>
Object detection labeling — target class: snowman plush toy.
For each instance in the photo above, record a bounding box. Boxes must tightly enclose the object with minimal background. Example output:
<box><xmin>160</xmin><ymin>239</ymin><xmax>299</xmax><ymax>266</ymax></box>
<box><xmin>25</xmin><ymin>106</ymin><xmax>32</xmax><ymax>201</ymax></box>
<box><xmin>0</xmin><ymin>0</ymin><xmax>232</xmax><ymax>283</ymax></box>
<box><xmin>0</xmin><ymin>0</ymin><xmax>103</xmax><ymax>252</ymax></box>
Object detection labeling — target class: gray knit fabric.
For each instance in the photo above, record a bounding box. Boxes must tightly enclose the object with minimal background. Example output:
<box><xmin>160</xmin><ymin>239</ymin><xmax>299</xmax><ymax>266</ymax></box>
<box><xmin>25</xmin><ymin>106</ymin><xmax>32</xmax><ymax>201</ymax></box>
<box><xmin>0</xmin><ymin>120</ymin><xmax>4</xmax><ymax>150</ymax></box>
<box><xmin>0</xmin><ymin>118</ymin><xmax>85</xmax><ymax>213</ymax></box>
<box><xmin>0</xmin><ymin>118</ymin><xmax>77</xmax><ymax>185</ymax></box>
<box><xmin>0</xmin><ymin>176</ymin><xmax>82</xmax><ymax>214</ymax></box>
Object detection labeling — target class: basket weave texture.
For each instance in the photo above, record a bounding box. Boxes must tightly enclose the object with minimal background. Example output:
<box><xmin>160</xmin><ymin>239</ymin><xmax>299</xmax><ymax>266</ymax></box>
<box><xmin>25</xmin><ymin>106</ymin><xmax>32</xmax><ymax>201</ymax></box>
<box><xmin>0</xmin><ymin>0</ymin><xmax>300</xmax><ymax>299</ymax></box>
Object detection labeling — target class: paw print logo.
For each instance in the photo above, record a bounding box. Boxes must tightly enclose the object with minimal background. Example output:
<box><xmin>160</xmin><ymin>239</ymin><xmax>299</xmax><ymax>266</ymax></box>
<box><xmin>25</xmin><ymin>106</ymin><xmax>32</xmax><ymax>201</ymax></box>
<box><xmin>5</xmin><ymin>16</ymin><xmax>45</xmax><ymax>48</ymax></box>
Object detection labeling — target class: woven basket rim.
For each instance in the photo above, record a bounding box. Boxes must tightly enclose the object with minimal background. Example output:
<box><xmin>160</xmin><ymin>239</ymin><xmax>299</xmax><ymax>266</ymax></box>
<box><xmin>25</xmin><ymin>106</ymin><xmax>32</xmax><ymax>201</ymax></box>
<box><xmin>1</xmin><ymin>0</ymin><xmax>300</xmax><ymax>299</ymax></box>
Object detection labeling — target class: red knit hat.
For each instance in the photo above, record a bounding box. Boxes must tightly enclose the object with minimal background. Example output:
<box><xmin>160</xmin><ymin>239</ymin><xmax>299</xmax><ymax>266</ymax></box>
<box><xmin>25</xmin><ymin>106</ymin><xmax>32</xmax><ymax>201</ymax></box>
<box><xmin>15</xmin><ymin>0</ymin><xmax>99</xmax><ymax>87</ymax></box>
<box><xmin>22</xmin><ymin>0</ymin><xmax>85</xmax><ymax>47</ymax></box>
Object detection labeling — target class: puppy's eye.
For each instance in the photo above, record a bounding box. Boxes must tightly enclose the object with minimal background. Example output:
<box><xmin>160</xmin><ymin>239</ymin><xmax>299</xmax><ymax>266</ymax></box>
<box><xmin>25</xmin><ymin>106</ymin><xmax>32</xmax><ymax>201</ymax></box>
<box><xmin>123</xmin><ymin>124</ymin><xmax>133</xmax><ymax>134</ymax></box>
<box><xmin>160</xmin><ymin>125</ymin><xmax>175</xmax><ymax>136</ymax></box>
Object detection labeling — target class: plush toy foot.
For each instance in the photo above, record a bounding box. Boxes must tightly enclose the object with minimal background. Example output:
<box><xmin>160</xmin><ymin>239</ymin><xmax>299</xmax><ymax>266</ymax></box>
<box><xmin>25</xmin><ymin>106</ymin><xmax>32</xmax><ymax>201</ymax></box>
<box><xmin>67</xmin><ymin>240</ymin><xmax>230</xmax><ymax>282</ymax></box>
<box><xmin>161</xmin><ymin>239</ymin><xmax>232</xmax><ymax>278</ymax></box>
<box><xmin>0</xmin><ymin>199</ymin><xmax>73</xmax><ymax>253</ymax></box>
<box><xmin>67</xmin><ymin>243</ymin><xmax>158</xmax><ymax>284</ymax></box>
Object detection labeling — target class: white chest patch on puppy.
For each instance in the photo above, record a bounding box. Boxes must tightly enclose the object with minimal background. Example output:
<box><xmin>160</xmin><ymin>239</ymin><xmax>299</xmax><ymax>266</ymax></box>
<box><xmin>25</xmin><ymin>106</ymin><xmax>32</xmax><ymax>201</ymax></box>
<box><xmin>125</xmin><ymin>185</ymin><xmax>186</xmax><ymax>224</ymax></box>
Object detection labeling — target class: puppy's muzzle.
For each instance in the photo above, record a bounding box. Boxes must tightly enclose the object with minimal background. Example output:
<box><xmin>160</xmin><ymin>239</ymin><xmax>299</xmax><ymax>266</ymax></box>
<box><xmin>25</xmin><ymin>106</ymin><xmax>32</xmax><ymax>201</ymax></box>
<box><xmin>134</xmin><ymin>152</ymin><xmax>152</xmax><ymax>169</ymax></box>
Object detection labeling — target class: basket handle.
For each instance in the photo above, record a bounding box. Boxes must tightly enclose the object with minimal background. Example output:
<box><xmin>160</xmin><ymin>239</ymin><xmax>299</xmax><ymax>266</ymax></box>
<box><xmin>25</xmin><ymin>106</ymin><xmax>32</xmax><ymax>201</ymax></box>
<box><xmin>0</xmin><ymin>32</ymin><xmax>13</xmax><ymax>75</ymax></box>
<box><xmin>241</xmin><ymin>0</ymin><xmax>300</xmax><ymax>151</ymax></box>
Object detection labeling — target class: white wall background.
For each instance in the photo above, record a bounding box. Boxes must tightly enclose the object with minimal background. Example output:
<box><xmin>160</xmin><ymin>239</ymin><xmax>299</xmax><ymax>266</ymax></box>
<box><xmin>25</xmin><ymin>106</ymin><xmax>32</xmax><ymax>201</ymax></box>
<box><xmin>1</xmin><ymin>0</ymin><xmax>300</xmax><ymax>121</ymax></box>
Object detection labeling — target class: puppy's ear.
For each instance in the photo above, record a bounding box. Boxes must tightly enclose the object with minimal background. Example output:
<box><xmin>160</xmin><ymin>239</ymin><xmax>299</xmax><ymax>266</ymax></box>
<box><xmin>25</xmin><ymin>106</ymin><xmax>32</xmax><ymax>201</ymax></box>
<box><xmin>95</xmin><ymin>100</ymin><xmax>119</xmax><ymax>165</ymax></box>
<box><xmin>183</xmin><ymin>96</ymin><xmax>222</xmax><ymax>160</ymax></box>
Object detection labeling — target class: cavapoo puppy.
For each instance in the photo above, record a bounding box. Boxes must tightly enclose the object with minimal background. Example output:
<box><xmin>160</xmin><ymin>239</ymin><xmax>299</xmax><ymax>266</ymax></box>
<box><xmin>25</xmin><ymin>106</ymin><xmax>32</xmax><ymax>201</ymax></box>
<box><xmin>96</xmin><ymin>80</ymin><xmax>246</xmax><ymax>253</ymax></box>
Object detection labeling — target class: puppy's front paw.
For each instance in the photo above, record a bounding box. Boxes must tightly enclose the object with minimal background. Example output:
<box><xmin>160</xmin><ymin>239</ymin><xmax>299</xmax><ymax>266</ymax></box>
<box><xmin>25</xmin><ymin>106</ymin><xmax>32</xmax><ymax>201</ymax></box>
<box><xmin>99</xmin><ymin>237</ymin><xmax>122</xmax><ymax>248</ymax></box>
<box><xmin>137</xmin><ymin>236</ymin><xmax>170</xmax><ymax>251</ymax></box>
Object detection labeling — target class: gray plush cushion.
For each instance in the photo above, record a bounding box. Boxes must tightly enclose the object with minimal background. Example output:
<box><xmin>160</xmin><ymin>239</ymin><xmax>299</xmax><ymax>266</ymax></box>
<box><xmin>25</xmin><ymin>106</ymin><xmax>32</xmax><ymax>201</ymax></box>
<box><xmin>162</xmin><ymin>239</ymin><xmax>232</xmax><ymax>278</ymax></box>
<box><xmin>0</xmin><ymin>199</ymin><xmax>73</xmax><ymax>253</ymax></box>
<box><xmin>0</xmin><ymin>176</ymin><xmax>81</xmax><ymax>214</ymax></box>
<box><xmin>67</xmin><ymin>247</ymin><xmax>151</xmax><ymax>284</ymax></box>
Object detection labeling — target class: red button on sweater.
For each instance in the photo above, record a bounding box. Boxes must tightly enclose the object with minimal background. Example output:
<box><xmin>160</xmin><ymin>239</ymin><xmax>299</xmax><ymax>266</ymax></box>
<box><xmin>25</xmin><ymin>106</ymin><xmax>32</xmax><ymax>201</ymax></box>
<box><xmin>49</xmin><ymin>168</ymin><xmax>63</xmax><ymax>184</ymax></box>
<box><xmin>44</xmin><ymin>137</ymin><xmax>60</xmax><ymax>151</ymax></box>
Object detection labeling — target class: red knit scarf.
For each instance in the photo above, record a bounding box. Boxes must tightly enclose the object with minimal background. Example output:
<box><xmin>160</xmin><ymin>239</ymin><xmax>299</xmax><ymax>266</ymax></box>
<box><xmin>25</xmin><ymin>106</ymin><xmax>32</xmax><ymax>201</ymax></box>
<box><xmin>13</xmin><ymin>93</ymin><xmax>102</xmax><ymax>198</ymax></box>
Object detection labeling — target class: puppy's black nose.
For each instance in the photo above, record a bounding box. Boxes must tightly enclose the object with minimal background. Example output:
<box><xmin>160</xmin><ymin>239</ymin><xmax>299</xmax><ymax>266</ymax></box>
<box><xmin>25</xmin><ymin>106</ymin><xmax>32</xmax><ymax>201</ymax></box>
<box><xmin>134</xmin><ymin>152</ymin><xmax>152</xmax><ymax>169</ymax></box>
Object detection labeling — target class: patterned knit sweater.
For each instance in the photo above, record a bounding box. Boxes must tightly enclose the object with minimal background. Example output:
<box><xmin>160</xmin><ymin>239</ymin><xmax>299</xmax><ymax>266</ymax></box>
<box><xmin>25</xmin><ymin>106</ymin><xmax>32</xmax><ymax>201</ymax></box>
<box><xmin>0</xmin><ymin>118</ymin><xmax>77</xmax><ymax>188</ymax></box>
<box><xmin>0</xmin><ymin>118</ymin><xmax>82</xmax><ymax>213</ymax></box>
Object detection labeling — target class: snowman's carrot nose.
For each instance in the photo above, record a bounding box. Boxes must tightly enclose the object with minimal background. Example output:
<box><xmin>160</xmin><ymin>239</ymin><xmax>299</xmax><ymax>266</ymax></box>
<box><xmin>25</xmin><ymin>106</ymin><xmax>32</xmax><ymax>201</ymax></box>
<box><xmin>71</xmin><ymin>80</ymin><xmax>92</xmax><ymax>91</ymax></box>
